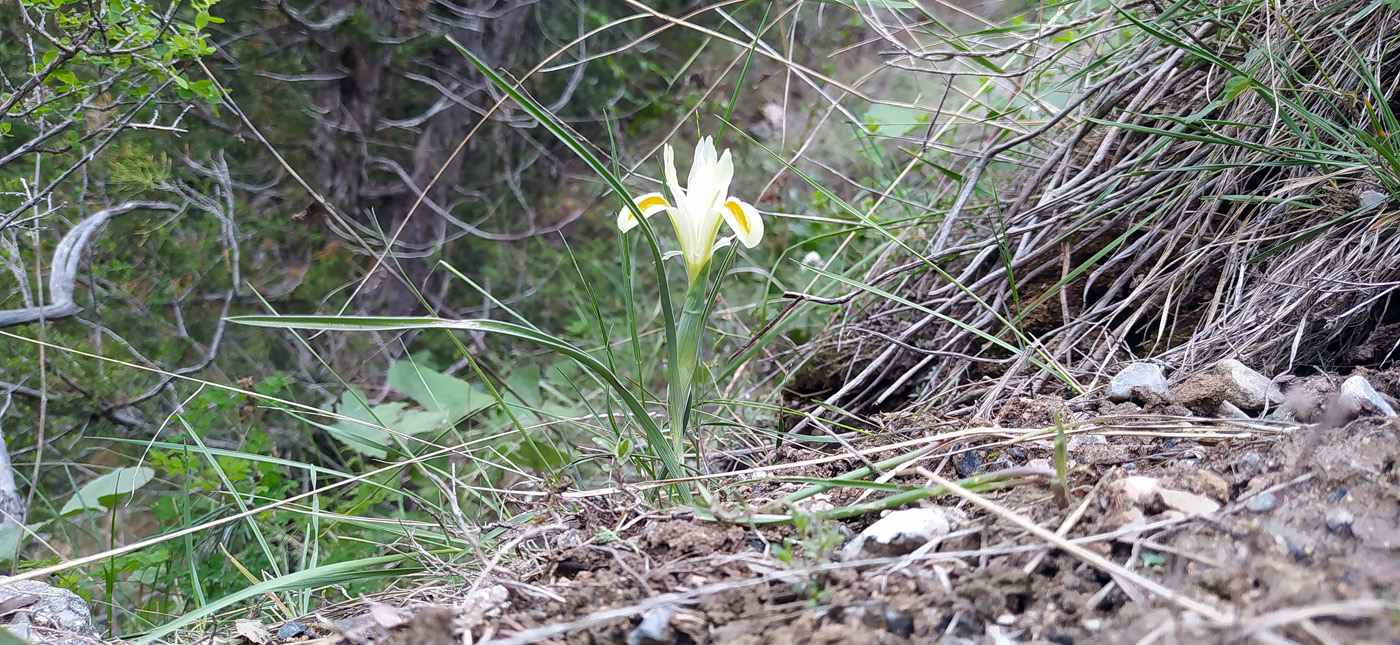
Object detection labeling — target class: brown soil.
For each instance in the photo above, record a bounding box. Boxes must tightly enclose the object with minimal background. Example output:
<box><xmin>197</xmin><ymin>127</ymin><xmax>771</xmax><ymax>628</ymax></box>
<box><xmin>293</xmin><ymin>402</ymin><xmax>1400</xmax><ymax>645</ymax></box>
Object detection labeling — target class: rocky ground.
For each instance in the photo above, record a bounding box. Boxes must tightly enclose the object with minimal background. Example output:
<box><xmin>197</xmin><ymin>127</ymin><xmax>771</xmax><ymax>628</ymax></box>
<box><xmin>15</xmin><ymin>361</ymin><xmax>1398</xmax><ymax>644</ymax></box>
<box><xmin>234</xmin><ymin>361</ymin><xmax>1400</xmax><ymax>645</ymax></box>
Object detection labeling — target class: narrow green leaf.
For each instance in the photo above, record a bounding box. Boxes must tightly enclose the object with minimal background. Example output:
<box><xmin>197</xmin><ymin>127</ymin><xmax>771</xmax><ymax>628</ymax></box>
<box><xmin>134</xmin><ymin>554</ymin><xmax>420</xmax><ymax>644</ymax></box>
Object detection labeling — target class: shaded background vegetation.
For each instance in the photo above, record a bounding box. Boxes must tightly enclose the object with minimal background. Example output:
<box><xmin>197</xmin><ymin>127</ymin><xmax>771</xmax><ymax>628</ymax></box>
<box><xmin>1</xmin><ymin>0</ymin><xmax>883</xmax><ymax>633</ymax></box>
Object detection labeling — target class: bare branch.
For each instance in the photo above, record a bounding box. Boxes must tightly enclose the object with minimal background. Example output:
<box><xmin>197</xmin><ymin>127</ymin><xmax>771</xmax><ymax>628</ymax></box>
<box><xmin>0</xmin><ymin>201</ymin><xmax>180</xmax><ymax>328</ymax></box>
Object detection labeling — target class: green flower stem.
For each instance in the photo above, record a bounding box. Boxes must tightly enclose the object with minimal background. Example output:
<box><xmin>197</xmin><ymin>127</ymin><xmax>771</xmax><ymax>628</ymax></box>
<box><xmin>777</xmin><ymin>443</ymin><xmax>941</xmax><ymax>507</ymax></box>
<box><xmin>669</xmin><ymin>261</ymin><xmax>712</xmax><ymax>471</ymax></box>
<box><xmin>691</xmin><ymin>467</ymin><xmax>1052</xmax><ymax>526</ymax></box>
<box><xmin>812</xmin><ymin>469</ymin><xmax>1043</xmax><ymax>522</ymax></box>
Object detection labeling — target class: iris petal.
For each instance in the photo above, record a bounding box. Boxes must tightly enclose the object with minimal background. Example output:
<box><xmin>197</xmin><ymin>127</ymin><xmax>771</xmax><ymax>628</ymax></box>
<box><xmin>721</xmin><ymin>199</ymin><xmax>763</xmax><ymax>248</ymax></box>
<box><xmin>617</xmin><ymin>192</ymin><xmax>669</xmax><ymax>232</ymax></box>
<box><xmin>618</xmin><ymin>138</ymin><xmax>763</xmax><ymax>283</ymax></box>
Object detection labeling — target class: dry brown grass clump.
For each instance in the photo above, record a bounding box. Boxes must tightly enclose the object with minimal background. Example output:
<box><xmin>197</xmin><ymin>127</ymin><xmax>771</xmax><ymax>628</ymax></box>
<box><xmin>784</xmin><ymin>0</ymin><xmax>1400</xmax><ymax>422</ymax></box>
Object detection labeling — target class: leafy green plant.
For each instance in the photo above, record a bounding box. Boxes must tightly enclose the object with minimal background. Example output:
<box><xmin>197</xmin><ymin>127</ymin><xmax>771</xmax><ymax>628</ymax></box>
<box><xmin>231</xmin><ymin>33</ymin><xmax>785</xmax><ymax>505</ymax></box>
<box><xmin>771</xmin><ymin>508</ymin><xmax>844</xmax><ymax>602</ymax></box>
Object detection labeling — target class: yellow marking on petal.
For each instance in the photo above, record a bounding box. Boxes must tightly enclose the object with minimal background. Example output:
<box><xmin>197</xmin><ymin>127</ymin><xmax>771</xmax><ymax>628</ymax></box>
<box><xmin>637</xmin><ymin>195</ymin><xmax>670</xmax><ymax>211</ymax></box>
<box><xmin>725</xmin><ymin>201</ymin><xmax>751</xmax><ymax>234</ymax></box>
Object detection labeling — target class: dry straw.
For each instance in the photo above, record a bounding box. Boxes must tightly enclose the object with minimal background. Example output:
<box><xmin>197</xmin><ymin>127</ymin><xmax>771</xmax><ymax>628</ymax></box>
<box><xmin>786</xmin><ymin>2</ymin><xmax>1400</xmax><ymax>420</ymax></box>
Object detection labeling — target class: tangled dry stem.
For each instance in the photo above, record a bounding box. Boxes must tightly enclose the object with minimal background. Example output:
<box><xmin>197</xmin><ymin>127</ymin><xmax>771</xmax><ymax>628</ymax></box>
<box><xmin>788</xmin><ymin>1</ymin><xmax>1400</xmax><ymax>422</ymax></box>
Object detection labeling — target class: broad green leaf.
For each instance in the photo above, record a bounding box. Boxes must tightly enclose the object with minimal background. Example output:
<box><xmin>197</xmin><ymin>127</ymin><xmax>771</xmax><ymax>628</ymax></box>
<box><xmin>509</xmin><ymin>442</ymin><xmax>566</xmax><ymax>471</ymax></box>
<box><xmin>1223</xmin><ymin>76</ymin><xmax>1251</xmax><ymax>101</ymax></box>
<box><xmin>387</xmin><ymin>360</ymin><xmax>490</xmax><ymax>424</ymax></box>
<box><xmin>61</xmin><ymin>466</ymin><xmax>155</xmax><ymax>516</ymax></box>
<box><xmin>321</xmin><ymin>389</ymin><xmax>446</xmax><ymax>458</ymax></box>
<box><xmin>229</xmin><ymin>315</ymin><xmax>685</xmax><ymax>479</ymax></box>
<box><xmin>863</xmin><ymin>104</ymin><xmax>925</xmax><ymax>137</ymax></box>
<box><xmin>504</xmin><ymin>364</ymin><xmax>543</xmax><ymax>409</ymax></box>
<box><xmin>0</xmin><ymin>521</ymin><xmax>48</xmax><ymax>563</ymax></box>
<box><xmin>322</xmin><ymin>388</ymin><xmax>392</xmax><ymax>458</ymax></box>
<box><xmin>52</xmin><ymin>70</ymin><xmax>79</xmax><ymax>88</ymax></box>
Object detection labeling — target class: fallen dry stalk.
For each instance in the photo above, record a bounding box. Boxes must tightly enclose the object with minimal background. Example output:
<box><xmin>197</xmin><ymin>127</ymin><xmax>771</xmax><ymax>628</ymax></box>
<box><xmin>922</xmin><ymin>471</ymin><xmax>1234</xmax><ymax>624</ymax></box>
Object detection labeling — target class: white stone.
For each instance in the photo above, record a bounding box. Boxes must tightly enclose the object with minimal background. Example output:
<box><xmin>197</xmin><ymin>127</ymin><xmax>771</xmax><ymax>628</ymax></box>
<box><xmin>1159</xmin><ymin>489</ymin><xmax>1221</xmax><ymax>515</ymax></box>
<box><xmin>1117</xmin><ymin>476</ymin><xmax>1161</xmax><ymax>506</ymax></box>
<box><xmin>1106</xmin><ymin>363</ymin><xmax>1169</xmax><ymax>402</ymax></box>
<box><xmin>1067</xmin><ymin>434</ymin><xmax>1108</xmax><ymax>450</ymax></box>
<box><xmin>1337</xmin><ymin>375</ymin><xmax>1397</xmax><ymax>418</ymax></box>
<box><xmin>1113</xmin><ymin>508</ymin><xmax>1147</xmax><ymax>543</ymax></box>
<box><xmin>1359</xmin><ymin>189</ymin><xmax>1388</xmax><ymax>211</ymax></box>
<box><xmin>1214</xmin><ymin>359</ymin><xmax>1284</xmax><ymax>410</ymax></box>
<box><xmin>1325</xmin><ymin>507</ymin><xmax>1354</xmax><ymax>532</ymax></box>
<box><xmin>236</xmin><ymin>620</ymin><xmax>272</xmax><ymax>644</ymax></box>
<box><xmin>627</xmin><ymin>606</ymin><xmax>676</xmax><ymax>645</ymax></box>
<box><xmin>762</xmin><ymin>103</ymin><xmax>786</xmax><ymax>130</ymax></box>
<box><xmin>842</xmin><ymin>508</ymin><xmax>950</xmax><ymax>559</ymax></box>
<box><xmin>1215</xmin><ymin>400</ymin><xmax>1250</xmax><ymax>419</ymax></box>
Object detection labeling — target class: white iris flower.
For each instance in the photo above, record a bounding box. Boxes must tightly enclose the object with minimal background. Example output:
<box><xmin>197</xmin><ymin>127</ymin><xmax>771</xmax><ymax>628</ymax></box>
<box><xmin>617</xmin><ymin>136</ymin><xmax>763</xmax><ymax>282</ymax></box>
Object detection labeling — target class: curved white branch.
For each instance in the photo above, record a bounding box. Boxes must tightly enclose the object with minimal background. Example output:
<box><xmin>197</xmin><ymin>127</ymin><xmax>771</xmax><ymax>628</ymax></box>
<box><xmin>0</xmin><ymin>201</ymin><xmax>179</xmax><ymax>328</ymax></box>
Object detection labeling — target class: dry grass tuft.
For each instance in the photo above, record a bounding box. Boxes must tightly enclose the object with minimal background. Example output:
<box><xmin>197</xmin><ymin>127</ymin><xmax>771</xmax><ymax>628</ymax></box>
<box><xmin>786</xmin><ymin>1</ymin><xmax>1400</xmax><ymax>420</ymax></box>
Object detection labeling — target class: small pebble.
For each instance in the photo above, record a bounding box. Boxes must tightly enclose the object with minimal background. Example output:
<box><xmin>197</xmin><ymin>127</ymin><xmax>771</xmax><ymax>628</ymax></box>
<box><xmin>277</xmin><ymin>621</ymin><xmax>307</xmax><ymax>640</ymax></box>
<box><xmin>955</xmin><ymin>451</ymin><xmax>985</xmax><ymax>477</ymax></box>
<box><xmin>1266</xmin><ymin>521</ymin><xmax>1315</xmax><ymax>560</ymax></box>
<box><xmin>1359</xmin><ymin>189</ymin><xmax>1388</xmax><ymax>210</ymax></box>
<box><xmin>884</xmin><ymin>608</ymin><xmax>914</xmax><ymax>638</ymax></box>
<box><xmin>1113</xmin><ymin>508</ymin><xmax>1148</xmax><ymax>543</ymax></box>
<box><xmin>1242</xmin><ymin>452</ymin><xmax>1262</xmax><ymax>467</ymax></box>
<box><xmin>842</xmin><ymin>508</ymin><xmax>952</xmax><ymax>559</ymax></box>
<box><xmin>1325</xmin><ymin>507</ymin><xmax>1354</xmax><ymax>532</ymax></box>
<box><xmin>556</xmin><ymin>529</ymin><xmax>586</xmax><ymax>549</ymax></box>
<box><xmin>626</xmin><ymin>607</ymin><xmax>676</xmax><ymax>645</ymax></box>
<box><xmin>1106</xmin><ymin>363</ymin><xmax>1169</xmax><ymax>402</ymax></box>
<box><xmin>1159</xmin><ymin>489</ymin><xmax>1220</xmax><ymax>515</ymax></box>
<box><xmin>1067</xmin><ymin>434</ymin><xmax>1108</xmax><ymax>450</ymax></box>
<box><xmin>1337</xmin><ymin>375</ymin><xmax>1397</xmax><ymax>418</ymax></box>
<box><xmin>1214</xmin><ymin>359</ymin><xmax>1285</xmax><ymax>409</ymax></box>
<box><xmin>1188</xmin><ymin>469</ymin><xmax>1230</xmax><ymax>503</ymax></box>
<box><xmin>1118</xmin><ymin>476</ymin><xmax>1162</xmax><ymax>506</ymax></box>
<box><xmin>1244</xmin><ymin>492</ymin><xmax>1277</xmax><ymax>513</ymax></box>
<box><xmin>1216</xmin><ymin>400</ymin><xmax>1251</xmax><ymax>419</ymax></box>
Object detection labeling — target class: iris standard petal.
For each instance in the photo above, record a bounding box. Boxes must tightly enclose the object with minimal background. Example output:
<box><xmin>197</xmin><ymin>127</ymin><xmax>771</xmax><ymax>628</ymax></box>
<box><xmin>663</xmin><ymin>145</ymin><xmax>686</xmax><ymax>205</ymax></box>
<box><xmin>617</xmin><ymin>192</ymin><xmax>670</xmax><ymax>232</ymax></box>
<box><xmin>687</xmin><ymin>137</ymin><xmax>722</xmax><ymax>216</ymax></box>
<box><xmin>715</xmin><ymin>149</ymin><xmax>735</xmax><ymax>202</ymax></box>
<box><xmin>688</xmin><ymin>136</ymin><xmax>715</xmax><ymax>196</ymax></box>
<box><xmin>720</xmin><ymin>199</ymin><xmax>763</xmax><ymax>248</ymax></box>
